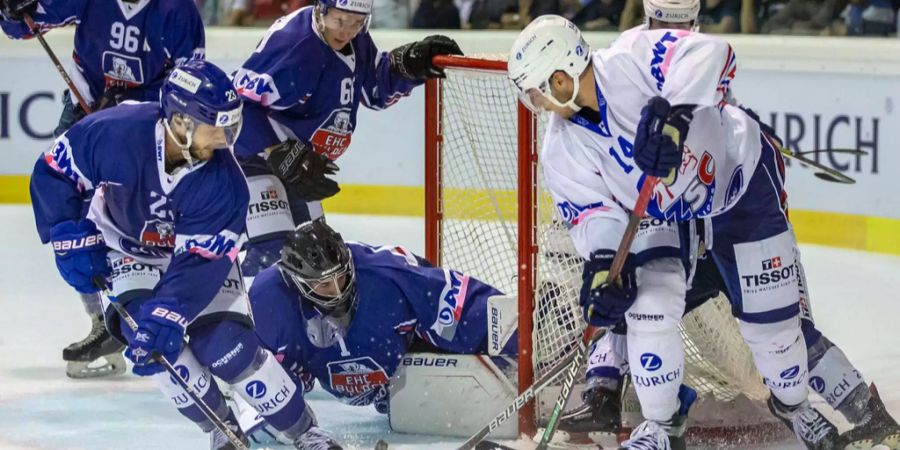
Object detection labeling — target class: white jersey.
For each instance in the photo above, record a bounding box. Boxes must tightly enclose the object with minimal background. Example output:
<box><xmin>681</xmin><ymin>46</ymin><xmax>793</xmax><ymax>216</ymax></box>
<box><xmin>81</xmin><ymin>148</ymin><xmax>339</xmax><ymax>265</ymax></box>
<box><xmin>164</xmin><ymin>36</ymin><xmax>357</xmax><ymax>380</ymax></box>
<box><xmin>542</xmin><ymin>27</ymin><xmax>762</xmax><ymax>259</ymax></box>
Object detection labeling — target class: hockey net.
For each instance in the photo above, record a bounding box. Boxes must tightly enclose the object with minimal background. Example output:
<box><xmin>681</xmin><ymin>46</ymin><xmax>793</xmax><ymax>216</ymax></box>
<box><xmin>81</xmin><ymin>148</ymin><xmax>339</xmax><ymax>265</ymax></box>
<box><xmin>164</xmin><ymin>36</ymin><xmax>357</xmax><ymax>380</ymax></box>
<box><xmin>424</xmin><ymin>55</ymin><xmax>788</xmax><ymax>445</ymax></box>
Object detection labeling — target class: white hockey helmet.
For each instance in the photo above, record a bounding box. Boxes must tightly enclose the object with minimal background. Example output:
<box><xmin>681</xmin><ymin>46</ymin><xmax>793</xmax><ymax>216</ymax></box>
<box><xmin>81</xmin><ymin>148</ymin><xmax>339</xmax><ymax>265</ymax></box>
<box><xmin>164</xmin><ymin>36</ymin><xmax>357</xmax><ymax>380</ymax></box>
<box><xmin>507</xmin><ymin>15</ymin><xmax>591</xmax><ymax>113</ymax></box>
<box><xmin>643</xmin><ymin>0</ymin><xmax>700</xmax><ymax>23</ymax></box>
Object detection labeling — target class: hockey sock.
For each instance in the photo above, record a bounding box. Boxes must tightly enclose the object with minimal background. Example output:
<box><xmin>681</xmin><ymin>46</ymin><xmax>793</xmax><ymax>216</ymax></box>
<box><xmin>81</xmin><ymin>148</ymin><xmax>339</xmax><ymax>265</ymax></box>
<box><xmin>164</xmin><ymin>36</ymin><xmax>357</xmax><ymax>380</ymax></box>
<box><xmin>585</xmin><ymin>328</ymin><xmax>628</xmax><ymax>393</ymax></box>
<box><xmin>740</xmin><ymin>317</ymin><xmax>809</xmax><ymax>407</ymax></box>
<box><xmin>79</xmin><ymin>292</ymin><xmax>103</xmax><ymax>316</ymax></box>
<box><xmin>151</xmin><ymin>348</ymin><xmax>229</xmax><ymax>432</ymax></box>
<box><xmin>232</xmin><ymin>349</ymin><xmax>312</xmax><ymax>440</ymax></box>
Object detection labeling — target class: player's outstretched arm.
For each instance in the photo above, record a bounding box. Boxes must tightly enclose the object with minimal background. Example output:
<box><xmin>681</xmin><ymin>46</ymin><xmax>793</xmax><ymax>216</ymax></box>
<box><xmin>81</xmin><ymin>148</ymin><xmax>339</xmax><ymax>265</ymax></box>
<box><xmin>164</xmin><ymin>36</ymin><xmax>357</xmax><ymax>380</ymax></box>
<box><xmin>0</xmin><ymin>0</ymin><xmax>85</xmax><ymax>39</ymax></box>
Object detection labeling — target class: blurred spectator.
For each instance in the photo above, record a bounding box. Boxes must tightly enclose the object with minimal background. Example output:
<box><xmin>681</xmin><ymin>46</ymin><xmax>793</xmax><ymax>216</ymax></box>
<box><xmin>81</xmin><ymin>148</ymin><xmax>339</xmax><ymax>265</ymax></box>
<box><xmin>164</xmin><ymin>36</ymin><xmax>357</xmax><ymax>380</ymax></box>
<box><xmin>412</xmin><ymin>0</ymin><xmax>462</xmax><ymax>28</ymax></box>
<box><xmin>617</xmin><ymin>0</ymin><xmax>643</xmax><ymax>29</ymax></box>
<box><xmin>758</xmin><ymin>0</ymin><xmax>838</xmax><ymax>34</ymax></box>
<box><xmin>374</xmin><ymin>0</ymin><xmax>411</xmax><ymax>28</ymax></box>
<box><xmin>697</xmin><ymin>0</ymin><xmax>742</xmax><ymax>32</ymax></box>
<box><xmin>841</xmin><ymin>0</ymin><xmax>896</xmax><ymax>35</ymax></box>
<box><xmin>572</xmin><ymin>0</ymin><xmax>627</xmax><ymax>30</ymax></box>
<box><xmin>465</xmin><ymin>0</ymin><xmax>518</xmax><ymax>28</ymax></box>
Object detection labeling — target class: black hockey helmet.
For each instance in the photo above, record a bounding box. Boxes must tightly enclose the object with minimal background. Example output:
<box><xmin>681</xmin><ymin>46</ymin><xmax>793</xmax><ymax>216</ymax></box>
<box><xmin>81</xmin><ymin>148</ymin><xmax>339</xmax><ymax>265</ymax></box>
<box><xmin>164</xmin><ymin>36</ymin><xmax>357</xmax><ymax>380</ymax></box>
<box><xmin>278</xmin><ymin>218</ymin><xmax>356</xmax><ymax>315</ymax></box>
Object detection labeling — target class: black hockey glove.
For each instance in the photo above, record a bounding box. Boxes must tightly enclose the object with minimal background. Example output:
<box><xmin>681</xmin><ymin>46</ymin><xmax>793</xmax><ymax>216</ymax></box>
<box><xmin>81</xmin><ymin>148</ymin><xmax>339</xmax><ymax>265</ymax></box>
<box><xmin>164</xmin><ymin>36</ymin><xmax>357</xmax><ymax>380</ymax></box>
<box><xmin>580</xmin><ymin>250</ymin><xmax>638</xmax><ymax>328</ymax></box>
<box><xmin>266</xmin><ymin>140</ymin><xmax>340</xmax><ymax>201</ymax></box>
<box><xmin>94</xmin><ymin>87</ymin><xmax>131</xmax><ymax>111</ymax></box>
<box><xmin>389</xmin><ymin>35</ymin><xmax>463</xmax><ymax>80</ymax></box>
<box><xmin>1</xmin><ymin>0</ymin><xmax>37</xmax><ymax>20</ymax></box>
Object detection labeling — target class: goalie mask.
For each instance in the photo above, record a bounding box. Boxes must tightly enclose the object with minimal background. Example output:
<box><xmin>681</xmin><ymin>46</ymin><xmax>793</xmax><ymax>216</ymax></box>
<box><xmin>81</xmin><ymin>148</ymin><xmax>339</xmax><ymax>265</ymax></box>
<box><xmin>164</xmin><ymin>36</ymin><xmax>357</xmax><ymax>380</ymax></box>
<box><xmin>279</xmin><ymin>219</ymin><xmax>357</xmax><ymax>317</ymax></box>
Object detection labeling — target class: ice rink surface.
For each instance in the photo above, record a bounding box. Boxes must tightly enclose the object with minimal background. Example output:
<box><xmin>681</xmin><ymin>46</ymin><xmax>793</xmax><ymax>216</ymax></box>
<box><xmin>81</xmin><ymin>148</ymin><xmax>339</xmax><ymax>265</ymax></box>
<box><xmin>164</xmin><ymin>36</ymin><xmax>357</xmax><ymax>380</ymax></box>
<box><xmin>0</xmin><ymin>205</ymin><xmax>898</xmax><ymax>450</ymax></box>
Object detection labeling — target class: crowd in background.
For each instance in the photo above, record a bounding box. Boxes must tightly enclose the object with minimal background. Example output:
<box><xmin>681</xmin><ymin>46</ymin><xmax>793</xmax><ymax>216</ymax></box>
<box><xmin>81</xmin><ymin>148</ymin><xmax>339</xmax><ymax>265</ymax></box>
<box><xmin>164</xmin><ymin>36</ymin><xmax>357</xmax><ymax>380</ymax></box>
<box><xmin>196</xmin><ymin>0</ymin><xmax>899</xmax><ymax>36</ymax></box>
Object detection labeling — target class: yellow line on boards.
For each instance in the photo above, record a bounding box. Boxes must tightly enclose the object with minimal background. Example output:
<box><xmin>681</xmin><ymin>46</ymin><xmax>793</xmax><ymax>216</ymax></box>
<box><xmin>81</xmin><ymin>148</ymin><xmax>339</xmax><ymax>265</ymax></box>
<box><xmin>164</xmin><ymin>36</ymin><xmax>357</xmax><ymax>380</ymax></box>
<box><xmin>2</xmin><ymin>176</ymin><xmax>897</xmax><ymax>255</ymax></box>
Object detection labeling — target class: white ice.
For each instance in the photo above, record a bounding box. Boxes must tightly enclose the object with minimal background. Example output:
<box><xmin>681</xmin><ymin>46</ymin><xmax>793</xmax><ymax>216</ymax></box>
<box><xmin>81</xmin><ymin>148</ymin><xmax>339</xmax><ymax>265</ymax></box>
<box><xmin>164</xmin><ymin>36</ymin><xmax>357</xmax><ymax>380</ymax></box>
<box><xmin>1</xmin><ymin>205</ymin><xmax>898</xmax><ymax>450</ymax></box>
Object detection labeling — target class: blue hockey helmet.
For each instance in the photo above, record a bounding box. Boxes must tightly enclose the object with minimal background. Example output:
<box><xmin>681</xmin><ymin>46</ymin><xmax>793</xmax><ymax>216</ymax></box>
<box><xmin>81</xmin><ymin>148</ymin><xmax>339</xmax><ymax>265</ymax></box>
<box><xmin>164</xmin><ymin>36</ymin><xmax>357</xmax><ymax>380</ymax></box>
<box><xmin>160</xmin><ymin>60</ymin><xmax>243</xmax><ymax>162</ymax></box>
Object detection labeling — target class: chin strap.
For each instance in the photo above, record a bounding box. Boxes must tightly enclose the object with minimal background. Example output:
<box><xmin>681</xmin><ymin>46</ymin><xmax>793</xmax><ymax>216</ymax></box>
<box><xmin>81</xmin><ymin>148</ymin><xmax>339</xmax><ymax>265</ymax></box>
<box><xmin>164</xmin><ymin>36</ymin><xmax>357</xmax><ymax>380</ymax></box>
<box><xmin>163</xmin><ymin>116</ymin><xmax>196</xmax><ymax>167</ymax></box>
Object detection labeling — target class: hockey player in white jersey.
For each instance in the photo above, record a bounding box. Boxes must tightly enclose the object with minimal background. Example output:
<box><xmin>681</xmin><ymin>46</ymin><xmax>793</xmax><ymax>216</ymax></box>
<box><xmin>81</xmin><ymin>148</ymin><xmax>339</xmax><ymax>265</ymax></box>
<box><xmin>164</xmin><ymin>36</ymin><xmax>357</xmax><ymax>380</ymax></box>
<box><xmin>553</xmin><ymin>3</ymin><xmax>900</xmax><ymax>450</ymax></box>
<box><xmin>509</xmin><ymin>14</ymin><xmax>837</xmax><ymax>450</ymax></box>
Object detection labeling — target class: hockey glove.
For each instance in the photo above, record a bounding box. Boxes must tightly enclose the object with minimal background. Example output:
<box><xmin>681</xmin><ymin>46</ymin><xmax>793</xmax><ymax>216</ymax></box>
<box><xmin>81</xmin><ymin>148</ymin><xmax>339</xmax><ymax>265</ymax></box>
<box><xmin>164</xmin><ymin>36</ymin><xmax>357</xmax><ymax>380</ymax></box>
<box><xmin>580</xmin><ymin>250</ymin><xmax>638</xmax><ymax>327</ymax></box>
<box><xmin>0</xmin><ymin>0</ymin><xmax>37</xmax><ymax>20</ymax></box>
<box><xmin>389</xmin><ymin>35</ymin><xmax>463</xmax><ymax>80</ymax></box>
<box><xmin>49</xmin><ymin>219</ymin><xmax>110</xmax><ymax>294</ymax></box>
<box><xmin>266</xmin><ymin>140</ymin><xmax>340</xmax><ymax>201</ymax></box>
<box><xmin>633</xmin><ymin>96</ymin><xmax>692</xmax><ymax>180</ymax></box>
<box><xmin>126</xmin><ymin>298</ymin><xmax>187</xmax><ymax>376</ymax></box>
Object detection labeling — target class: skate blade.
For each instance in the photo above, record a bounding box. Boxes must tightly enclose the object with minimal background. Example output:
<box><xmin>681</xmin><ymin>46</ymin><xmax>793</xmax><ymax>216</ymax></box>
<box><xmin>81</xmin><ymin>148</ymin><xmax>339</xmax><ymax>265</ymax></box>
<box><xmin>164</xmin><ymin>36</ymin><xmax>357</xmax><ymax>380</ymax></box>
<box><xmin>66</xmin><ymin>352</ymin><xmax>127</xmax><ymax>379</ymax></box>
<box><xmin>533</xmin><ymin>428</ymin><xmax>614</xmax><ymax>449</ymax></box>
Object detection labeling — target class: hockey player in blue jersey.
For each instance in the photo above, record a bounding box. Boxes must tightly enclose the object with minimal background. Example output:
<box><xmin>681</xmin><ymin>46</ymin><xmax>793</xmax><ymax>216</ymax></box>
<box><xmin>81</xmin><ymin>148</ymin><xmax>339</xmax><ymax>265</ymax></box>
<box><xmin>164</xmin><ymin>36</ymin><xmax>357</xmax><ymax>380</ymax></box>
<box><xmin>238</xmin><ymin>219</ymin><xmax>517</xmax><ymax>445</ymax></box>
<box><xmin>231</xmin><ymin>0</ymin><xmax>462</xmax><ymax>279</ymax></box>
<box><xmin>1</xmin><ymin>0</ymin><xmax>204</xmax><ymax>379</ymax></box>
<box><xmin>30</xmin><ymin>60</ymin><xmax>341</xmax><ymax>450</ymax></box>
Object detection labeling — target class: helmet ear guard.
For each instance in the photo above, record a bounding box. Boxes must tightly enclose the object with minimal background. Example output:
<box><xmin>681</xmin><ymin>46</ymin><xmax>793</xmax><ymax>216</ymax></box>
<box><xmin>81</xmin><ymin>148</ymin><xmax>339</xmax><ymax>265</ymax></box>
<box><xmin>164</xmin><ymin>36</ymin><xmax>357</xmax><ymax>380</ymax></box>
<box><xmin>507</xmin><ymin>15</ymin><xmax>591</xmax><ymax>113</ymax></box>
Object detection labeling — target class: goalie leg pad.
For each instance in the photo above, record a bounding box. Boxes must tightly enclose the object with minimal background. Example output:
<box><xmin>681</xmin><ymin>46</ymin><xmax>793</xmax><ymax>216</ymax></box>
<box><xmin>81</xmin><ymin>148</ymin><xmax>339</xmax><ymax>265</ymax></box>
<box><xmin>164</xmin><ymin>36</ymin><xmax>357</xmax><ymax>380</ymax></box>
<box><xmin>739</xmin><ymin>317</ymin><xmax>809</xmax><ymax>407</ymax></box>
<box><xmin>151</xmin><ymin>347</ymin><xmax>229</xmax><ymax>433</ymax></box>
<box><xmin>624</xmin><ymin>257</ymin><xmax>687</xmax><ymax>422</ymax></box>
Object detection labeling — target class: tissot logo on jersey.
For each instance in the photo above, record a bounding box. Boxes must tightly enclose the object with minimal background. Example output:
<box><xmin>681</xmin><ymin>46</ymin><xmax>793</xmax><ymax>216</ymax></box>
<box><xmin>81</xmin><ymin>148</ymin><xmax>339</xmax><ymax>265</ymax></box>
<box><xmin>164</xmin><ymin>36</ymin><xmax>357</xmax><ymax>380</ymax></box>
<box><xmin>326</xmin><ymin>357</ymin><xmax>390</xmax><ymax>398</ymax></box>
<box><xmin>249</xmin><ymin>186</ymin><xmax>289</xmax><ymax>216</ymax></box>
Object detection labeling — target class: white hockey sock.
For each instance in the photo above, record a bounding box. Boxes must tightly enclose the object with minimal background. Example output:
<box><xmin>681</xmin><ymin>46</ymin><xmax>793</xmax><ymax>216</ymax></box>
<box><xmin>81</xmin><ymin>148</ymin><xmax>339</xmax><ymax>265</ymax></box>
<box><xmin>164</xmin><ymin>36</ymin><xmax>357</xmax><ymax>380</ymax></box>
<box><xmin>152</xmin><ymin>348</ymin><xmax>228</xmax><ymax>432</ymax></box>
<box><xmin>232</xmin><ymin>349</ymin><xmax>311</xmax><ymax>439</ymax></box>
<box><xmin>808</xmin><ymin>338</ymin><xmax>868</xmax><ymax>424</ymax></box>
<box><xmin>740</xmin><ymin>317</ymin><xmax>809</xmax><ymax>407</ymax></box>
<box><xmin>625</xmin><ymin>257</ymin><xmax>687</xmax><ymax>422</ymax></box>
<box><xmin>586</xmin><ymin>329</ymin><xmax>628</xmax><ymax>390</ymax></box>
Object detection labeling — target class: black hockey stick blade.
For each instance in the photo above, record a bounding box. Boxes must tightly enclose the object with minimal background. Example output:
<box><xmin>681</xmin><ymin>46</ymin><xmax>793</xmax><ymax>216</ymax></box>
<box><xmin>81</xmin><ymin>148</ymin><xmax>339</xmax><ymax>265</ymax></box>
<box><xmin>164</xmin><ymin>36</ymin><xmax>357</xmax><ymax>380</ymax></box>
<box><xmin>814</xmin><ymin>171</ymin><xmax>855</xmax><ymax>184</ymax></box>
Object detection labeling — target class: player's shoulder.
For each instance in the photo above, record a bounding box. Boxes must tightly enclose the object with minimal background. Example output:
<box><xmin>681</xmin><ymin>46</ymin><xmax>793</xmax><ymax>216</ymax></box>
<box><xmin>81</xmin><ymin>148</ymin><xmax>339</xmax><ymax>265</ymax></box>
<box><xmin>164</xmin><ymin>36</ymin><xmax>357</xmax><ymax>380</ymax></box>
<box><xmin>249</xmin><ymin>265</ymin><xmax>293</xmax><ymax>306</ymax></box>
<box><xmin>151</xmin><ymin>0</ymin><xmax>199</xmax><ymax>14</ymax></box>
<box><xmin>258</xmin><ymin>7</ymin><xmax>324</xmax><ymax>59</ymax></box>
<box><xmin>70</xmin><ymin>102</ymin><xmax>158</xmax><ymax>143</ymax></box>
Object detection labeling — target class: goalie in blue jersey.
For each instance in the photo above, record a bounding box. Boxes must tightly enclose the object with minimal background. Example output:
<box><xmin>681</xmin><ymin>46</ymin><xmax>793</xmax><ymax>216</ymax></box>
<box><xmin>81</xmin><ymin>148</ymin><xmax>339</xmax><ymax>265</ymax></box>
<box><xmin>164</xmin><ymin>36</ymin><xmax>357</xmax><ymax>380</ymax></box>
<box><xmin>235</xmin><ymin>219</ymin><xmax>518</xmax><ymax>445</ymax></box>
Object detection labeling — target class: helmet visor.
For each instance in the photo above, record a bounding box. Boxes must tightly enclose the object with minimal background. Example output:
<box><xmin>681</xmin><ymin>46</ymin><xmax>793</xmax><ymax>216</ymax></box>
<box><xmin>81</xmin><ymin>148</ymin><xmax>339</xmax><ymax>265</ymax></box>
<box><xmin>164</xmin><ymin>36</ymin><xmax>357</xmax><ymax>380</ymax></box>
<box><xmin>215</xmin><ymin>106</ymin><xmax>243</xmax><ymax>148</ymax></box>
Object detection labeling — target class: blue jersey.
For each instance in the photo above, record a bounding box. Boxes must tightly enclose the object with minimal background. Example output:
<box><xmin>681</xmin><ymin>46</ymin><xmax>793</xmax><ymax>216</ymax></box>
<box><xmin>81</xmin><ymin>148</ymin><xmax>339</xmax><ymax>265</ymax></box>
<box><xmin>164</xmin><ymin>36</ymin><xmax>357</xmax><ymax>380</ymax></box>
<box><xmin>248</xmin><ymin>242</ymin><xmax>508</xmax><ymax>406</ymax></box>
<box><xmin>29</xmin><ymin>102</ymin><xmax>249</xmax><ymax>321</ymax></box>
<box><xmin>1</xmin><ymin>0</ymin><xmax>205</xmax><ymax>104</ymax></box>
<box><xmin>232</xmin><ymin>7</ymin><xmax>419</xmax><ymax>159</ymax></box>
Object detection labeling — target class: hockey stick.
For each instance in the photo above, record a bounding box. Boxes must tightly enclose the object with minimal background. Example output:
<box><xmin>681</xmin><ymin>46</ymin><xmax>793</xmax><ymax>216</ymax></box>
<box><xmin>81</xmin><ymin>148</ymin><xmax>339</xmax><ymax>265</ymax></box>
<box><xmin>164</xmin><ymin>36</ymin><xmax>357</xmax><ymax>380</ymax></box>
<box><xmin>94</xmin><ymin>279</ymin><xmax>249</xmax><ymax>450</ymax></box>
<box><xmin>534</xmin><ymin>174</ymin><xmax>660</xmax><ymax>450</ymax></box>
<box><xmin>778</xmin><ymin>146</ymin><xmax>856</xmax><ymax>184</ymax></box>
<box><xmin>454</xmin><ymin>340</ymin><xmax>582</xmax><ymax>450</ymax></box>
<box><xmin>457</xmin><ymin>176</ymin><xmax>660</xmax><ymax>450</ymax></box>
<box><xmin>22</xmin><ymin>13</ymin><xmax>93</xmax><ymax>114</ymax></box>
